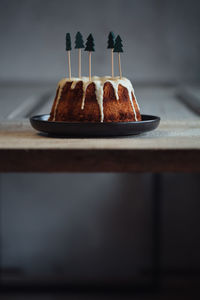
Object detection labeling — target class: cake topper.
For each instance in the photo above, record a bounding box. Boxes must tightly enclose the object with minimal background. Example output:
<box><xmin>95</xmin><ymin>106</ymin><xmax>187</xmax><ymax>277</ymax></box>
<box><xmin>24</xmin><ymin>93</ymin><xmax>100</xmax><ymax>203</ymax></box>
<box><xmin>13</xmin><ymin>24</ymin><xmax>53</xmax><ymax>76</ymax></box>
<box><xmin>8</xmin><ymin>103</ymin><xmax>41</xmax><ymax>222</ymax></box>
<box><xmin>85</xmin><ymin>34</ymin><xmax>95</xmax><ymax>80</ymax></box>
<box><xmin>113</xmin><ymin>35</ymin><xmax>123</xmax><ymax>79</ymax></box>
<box><xmin>75</xmin><ymin>32</ymin><xmax>84</xmax><ymax>78</ymax></box>
<box><xmin>66</xmin><ymin>33</ymin><xmax>72</xmax><ymax>79</ymax></box>
<box><xmin>107</xmin><ymin>32</ymin><xmax>115</xmax><ymax>78</ymax></box>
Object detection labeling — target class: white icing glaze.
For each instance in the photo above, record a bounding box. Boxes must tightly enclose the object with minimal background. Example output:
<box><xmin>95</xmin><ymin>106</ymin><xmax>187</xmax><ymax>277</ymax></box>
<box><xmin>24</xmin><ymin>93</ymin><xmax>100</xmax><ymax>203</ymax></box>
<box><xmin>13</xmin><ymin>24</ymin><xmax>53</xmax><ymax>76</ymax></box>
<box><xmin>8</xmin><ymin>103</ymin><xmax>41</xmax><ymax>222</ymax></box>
<box><xmin>53</xmin><ymin>76</ymin><xmax>139</xmax><ymax>122</ymax></box>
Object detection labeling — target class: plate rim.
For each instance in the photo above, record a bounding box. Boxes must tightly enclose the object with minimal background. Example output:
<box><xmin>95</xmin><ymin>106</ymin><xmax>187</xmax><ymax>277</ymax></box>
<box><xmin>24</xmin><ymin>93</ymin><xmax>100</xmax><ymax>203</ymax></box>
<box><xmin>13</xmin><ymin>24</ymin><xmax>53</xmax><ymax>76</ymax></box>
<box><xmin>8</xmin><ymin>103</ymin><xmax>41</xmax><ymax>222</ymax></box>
<box><xmin>30</xmin><ymin>114</ymin><xmax>161</xmax><ymax>125</ymax></box>
<box><xmin>30</xmin><ymin>114</ymin><xmax>160</xmax><ymax>136</ymax></box>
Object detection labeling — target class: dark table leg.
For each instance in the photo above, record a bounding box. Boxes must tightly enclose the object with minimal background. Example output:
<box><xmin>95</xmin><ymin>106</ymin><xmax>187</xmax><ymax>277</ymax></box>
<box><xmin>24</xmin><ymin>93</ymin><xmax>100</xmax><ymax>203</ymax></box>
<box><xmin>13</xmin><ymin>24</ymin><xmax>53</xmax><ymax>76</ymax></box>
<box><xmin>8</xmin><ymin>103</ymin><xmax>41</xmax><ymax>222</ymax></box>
<box><xmin>0</xmin><ymin>174</ymin><xmax>2</xmax><ymax>292</ymax></box>
<box><xmin>152</xmin><ymin>173</ymin><xmax>162</xmax><ymax>289</ymax></box>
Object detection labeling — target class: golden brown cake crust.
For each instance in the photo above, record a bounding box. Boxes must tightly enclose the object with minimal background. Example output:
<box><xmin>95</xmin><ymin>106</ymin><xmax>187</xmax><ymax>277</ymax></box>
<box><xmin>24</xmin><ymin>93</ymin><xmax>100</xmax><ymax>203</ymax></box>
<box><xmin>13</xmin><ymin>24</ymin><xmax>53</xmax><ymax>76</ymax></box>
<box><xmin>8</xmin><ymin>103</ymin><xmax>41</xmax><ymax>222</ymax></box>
<box><xmin>49</xmin><ymin>78</ymin><xmax>141</xmax><ymax>123</ymax></box>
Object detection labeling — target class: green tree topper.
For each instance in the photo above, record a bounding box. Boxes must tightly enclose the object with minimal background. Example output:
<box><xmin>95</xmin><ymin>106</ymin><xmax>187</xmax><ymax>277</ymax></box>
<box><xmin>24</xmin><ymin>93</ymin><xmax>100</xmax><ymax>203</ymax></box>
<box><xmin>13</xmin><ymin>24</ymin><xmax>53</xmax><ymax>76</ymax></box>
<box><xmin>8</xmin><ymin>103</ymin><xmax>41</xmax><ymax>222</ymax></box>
<box><xmin>85</xmin><ymin>34</ymin><xmax>95</xmax><ymax>52</ymax></box>
<box><xmin>107</xmin><ymin>32</ymin><xmax>115</xmax><ymax>49</ymax></box>
<box><xmin>75</xmin><ymin>32</ymin><xmax>84</xmax><ymax>49</ymax></box>
<box><xmin>113</xmin><ymin>35</ymin><xmax>123</xmax><ymax>53</ymax></box>
<box><xmin>66</xmin><ymin>33</ymin><xmax>72</xmax><ymax>51</ymax></box>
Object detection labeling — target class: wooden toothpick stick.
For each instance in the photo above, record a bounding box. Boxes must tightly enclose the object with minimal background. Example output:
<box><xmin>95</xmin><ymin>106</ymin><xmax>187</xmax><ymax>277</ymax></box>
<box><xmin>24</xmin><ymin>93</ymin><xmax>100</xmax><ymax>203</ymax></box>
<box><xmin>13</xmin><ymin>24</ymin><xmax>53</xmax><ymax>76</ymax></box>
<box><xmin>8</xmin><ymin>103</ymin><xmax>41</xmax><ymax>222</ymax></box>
<box><xmin>118</xmin><ymin>53</ymin><xmax>122</xmax><ymax>79</ymax></box>
<box><xmin>79</xmin><ymin>48</ymin><xmax>81</xmax><ymax>78</ymax></box>
<box><xmin>75</xmin><ymin>32</ymin><xmax>84</xmax><ymax>78</ymax></box>
<box><xmin>89</xmin><ymin>52</ymin><xmax>91</xmax><ymax>80</ymax></box>
<box><xmin>67</xmin><ymin>50</ymin><xmax>71</xmax><ymax>79</ymax></box>
<box><xmin>111</xmin><ymin>49</ymin><xmax>114</xmax><ymax>78</ymax></box>
<box><xmin>107</xmin><ymin>32</ymin><xmax>115</xmax><ymax>78</ymax></box>
<box><xmin>85</xmin><ymin>34</ymin><xmax>95</xmax><ymax>80</ymax></box>
<box><xmin>66</xmin><ymin>33</ymin><xmax>72</xmax><ymax>79</ymax></box>
<box><xmin>113</xmin><ymin>34</ymin><xmax>123</xmax><ymax>79</ymax></box>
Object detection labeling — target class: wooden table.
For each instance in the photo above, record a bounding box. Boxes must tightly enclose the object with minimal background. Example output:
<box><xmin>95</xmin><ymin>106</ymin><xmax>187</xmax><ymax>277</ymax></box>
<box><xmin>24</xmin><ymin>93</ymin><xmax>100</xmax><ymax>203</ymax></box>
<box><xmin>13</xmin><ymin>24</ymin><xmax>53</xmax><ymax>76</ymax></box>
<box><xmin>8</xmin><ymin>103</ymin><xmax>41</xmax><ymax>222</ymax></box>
<box><xmin>0</xmin><ymin>84</ymin><xmax>200</xmax><ymax>172</ymax></box>
<box><xmin>0</xmin><ymin>83</ymin><xmax>200</xmax><ymax>292</ymax></box>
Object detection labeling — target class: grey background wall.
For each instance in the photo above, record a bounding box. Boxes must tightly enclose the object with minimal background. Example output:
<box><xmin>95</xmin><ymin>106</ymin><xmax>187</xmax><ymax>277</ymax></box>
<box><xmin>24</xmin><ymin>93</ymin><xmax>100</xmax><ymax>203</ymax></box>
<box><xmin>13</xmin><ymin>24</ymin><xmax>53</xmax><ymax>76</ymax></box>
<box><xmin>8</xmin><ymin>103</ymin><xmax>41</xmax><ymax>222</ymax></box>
<box><xmin>0</xmin><ymin>0</ymin><xmax>200</xmax><ymax>282</ymax></box>
<box><xmin>0</xmin><ymin>0</ymin><xmax>200</xmax><ymax>83</ymax></box>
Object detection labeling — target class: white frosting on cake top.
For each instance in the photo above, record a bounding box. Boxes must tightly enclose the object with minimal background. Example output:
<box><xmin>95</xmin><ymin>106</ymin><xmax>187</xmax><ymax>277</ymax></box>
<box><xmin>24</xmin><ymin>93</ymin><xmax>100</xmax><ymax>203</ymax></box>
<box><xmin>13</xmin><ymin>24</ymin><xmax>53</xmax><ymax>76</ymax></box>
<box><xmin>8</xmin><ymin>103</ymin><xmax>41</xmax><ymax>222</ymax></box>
<box><xmin>53</xmin><ymin>76</ymin><xmax>139</xmax><ymax>122</ymax></box>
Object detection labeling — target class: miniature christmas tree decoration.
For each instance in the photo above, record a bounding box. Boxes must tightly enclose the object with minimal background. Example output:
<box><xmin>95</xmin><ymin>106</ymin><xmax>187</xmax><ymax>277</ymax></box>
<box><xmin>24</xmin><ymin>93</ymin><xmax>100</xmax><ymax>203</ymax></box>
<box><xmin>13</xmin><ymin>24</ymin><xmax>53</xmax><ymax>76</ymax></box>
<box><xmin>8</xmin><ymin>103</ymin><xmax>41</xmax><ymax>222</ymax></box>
<box><xmin>66</xmin><ymin>33</ymin><xmax>72</xmax><ymax>51</ymax></box>
<box><xmin>66</xmin><ymin>33</ymin><xmax>72</xmax><ymax>79</ymax></box>
<box><xmin>75</xmin><ymin>32</ymin><xmax>84</xmax><ymax>49</ymax></box>
<box><xmin>113</xmin><ymin>35</ymin><xmax>123</xmax><ymax>79</ymax></box>
<box><xmin>107</xmin><ymin>32</ymin><xmax>115</xmax><ymax>78</ymax></box>
<box><xmin>85</xmin><ymin>34</ymin><xmax>95</xmax><ymax>80</ymax></box>
<box><xmin>107</xmin><ymin>31</ymin><xmax>115</xmax><ymax>49</ymax></box>
<box><xmin>75</xmin><ymin>32</ymin><xmax>84</xmax><ymax>77</ymax></box>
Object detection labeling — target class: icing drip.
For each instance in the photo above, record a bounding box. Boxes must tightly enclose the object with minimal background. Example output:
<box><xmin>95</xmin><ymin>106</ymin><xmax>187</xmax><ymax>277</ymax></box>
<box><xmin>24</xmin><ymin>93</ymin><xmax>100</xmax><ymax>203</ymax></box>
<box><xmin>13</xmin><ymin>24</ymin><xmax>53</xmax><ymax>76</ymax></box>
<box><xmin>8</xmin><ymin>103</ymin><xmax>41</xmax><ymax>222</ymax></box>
<box><xmin>105</xmin><ymin>78</ymin><xmax>137</xmax><ymax>120</ymax></box>
<box><xmin>80</xmin><ymin>80</ymin><xmax>91</xmax><ymax>110</ymax></box>
<box><xmin>54</xmin><ymin>76</ymin><xmax>139</xmax><ymax>122</ymax></box>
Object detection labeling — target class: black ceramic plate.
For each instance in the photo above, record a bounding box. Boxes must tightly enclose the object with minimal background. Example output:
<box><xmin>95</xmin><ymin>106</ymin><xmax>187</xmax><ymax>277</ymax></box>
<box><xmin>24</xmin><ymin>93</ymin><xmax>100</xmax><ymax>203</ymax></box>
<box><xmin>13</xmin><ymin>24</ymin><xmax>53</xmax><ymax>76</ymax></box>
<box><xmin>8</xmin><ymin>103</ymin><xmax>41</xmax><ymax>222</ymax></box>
<box><xmin>30</xmin><ymin>114</ymin><xmax>160</xmax><ymax>137</ymax></box>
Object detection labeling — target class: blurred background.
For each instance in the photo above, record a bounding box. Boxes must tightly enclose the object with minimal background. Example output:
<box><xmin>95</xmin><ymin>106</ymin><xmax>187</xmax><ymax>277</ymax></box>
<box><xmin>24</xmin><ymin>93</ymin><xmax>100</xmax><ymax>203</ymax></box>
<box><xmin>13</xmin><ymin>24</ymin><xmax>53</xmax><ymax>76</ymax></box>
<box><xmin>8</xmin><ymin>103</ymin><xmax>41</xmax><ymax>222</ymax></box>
<box><xmin>1</xmin><ymin>0</ymin><xmax>200</xmax><ymax>83</ymax></box>
<box><xmin>0</xmin><ymin>0</ymin><xmax>200</xmax><ymax>298</ymax></box>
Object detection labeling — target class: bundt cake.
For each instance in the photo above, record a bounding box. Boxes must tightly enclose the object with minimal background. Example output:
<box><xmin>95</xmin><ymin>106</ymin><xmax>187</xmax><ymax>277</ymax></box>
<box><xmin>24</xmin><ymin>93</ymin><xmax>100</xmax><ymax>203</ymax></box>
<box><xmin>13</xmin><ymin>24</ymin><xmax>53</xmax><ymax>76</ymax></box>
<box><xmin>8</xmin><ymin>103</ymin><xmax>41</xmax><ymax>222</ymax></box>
<box><xmin>49</xmin><ymin>76</ymin><xmax>141</xmax><ymax>122</ymax></box>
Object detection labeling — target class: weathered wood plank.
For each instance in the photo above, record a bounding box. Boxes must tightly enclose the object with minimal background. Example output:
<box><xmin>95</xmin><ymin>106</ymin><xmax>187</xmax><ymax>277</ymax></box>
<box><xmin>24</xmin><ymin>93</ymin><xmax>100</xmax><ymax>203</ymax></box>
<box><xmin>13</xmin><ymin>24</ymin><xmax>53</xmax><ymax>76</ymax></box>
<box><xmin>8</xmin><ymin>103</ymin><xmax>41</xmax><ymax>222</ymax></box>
<box><xmin>0</xmin><ymin>85</ymin><xmax>200</xmax><ymax>172</ymax></box>
<box><xmin>176</xmin><ymin>85</ymin><xmax>200</xmax><ymax>116</ymax></box>
<box><xmin>0</xmin><ymin>120</ymin><xmax>200</xmax><ymax>150</ymax></box>
<box><xmin>0</xmin><ymin>149</ymin><xmax>200</xmax><ymax>172</ymax></box>
<box><xmin>0</xmin><ymin>120</ymin><xmax>200</xmax><ymax>172</ymax></box>
<box><xmin>0</xmin><ymin>83</ymin><xmax>53</xmax><ymax>120</ymax></box>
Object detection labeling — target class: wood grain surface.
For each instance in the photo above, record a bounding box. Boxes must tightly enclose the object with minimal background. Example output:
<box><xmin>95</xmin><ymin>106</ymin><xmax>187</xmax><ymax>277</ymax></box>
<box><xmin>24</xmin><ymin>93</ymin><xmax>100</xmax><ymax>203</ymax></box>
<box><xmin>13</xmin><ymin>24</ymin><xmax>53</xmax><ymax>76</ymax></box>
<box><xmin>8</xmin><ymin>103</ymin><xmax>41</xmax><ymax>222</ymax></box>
<box><xmin>0</xmin><ymin>120</ymin><xmax>200</xmax><ymax>172</ymax></box>
<box><xmin>0</xmin><ymin>85</ymin><xmax>200</xmax><ymax>172</ymax></box>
